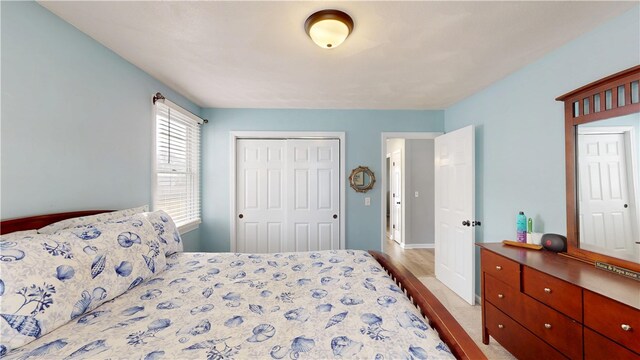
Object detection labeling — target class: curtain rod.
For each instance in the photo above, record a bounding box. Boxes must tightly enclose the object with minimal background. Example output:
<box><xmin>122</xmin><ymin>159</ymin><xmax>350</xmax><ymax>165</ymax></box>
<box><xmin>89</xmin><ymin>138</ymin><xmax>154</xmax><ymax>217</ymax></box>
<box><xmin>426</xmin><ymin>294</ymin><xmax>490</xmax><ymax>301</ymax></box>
<box><xmin>153</xmin><ymin>92</ymin><xmax>208</xmax><ymax>124</ymax></box>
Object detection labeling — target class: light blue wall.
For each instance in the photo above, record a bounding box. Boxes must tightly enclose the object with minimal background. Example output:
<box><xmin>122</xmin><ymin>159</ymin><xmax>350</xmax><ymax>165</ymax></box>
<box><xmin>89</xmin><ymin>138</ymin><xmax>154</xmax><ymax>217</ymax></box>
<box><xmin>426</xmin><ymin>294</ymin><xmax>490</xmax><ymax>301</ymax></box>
<box><xmin>3</xmin><ymin>1</ymin><xmax>638</xmax><ymax>261</ymax></box>
<box><xmin>444</xmin><ymin>6</ymin><xmax>640</xmax><ymax>293</ymax></box>
<box><xmin>1</xmin><ymin>2</ymin><xmax>202</xmax><ymax>250</ymax></box>
<box><xmin>200</xmin><ymin>109</ymin><xmax>444</xmax><ymax>252</ymax></box>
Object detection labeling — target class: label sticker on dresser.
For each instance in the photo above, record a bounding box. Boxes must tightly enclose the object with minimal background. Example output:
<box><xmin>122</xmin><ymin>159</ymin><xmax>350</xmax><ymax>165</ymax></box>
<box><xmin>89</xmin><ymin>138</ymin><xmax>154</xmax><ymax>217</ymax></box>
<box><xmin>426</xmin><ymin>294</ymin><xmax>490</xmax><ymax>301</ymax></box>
<box><xmin>595</xmin><ymin>262</ymin><xmax>640</xmax><ymax>281</ymax></box>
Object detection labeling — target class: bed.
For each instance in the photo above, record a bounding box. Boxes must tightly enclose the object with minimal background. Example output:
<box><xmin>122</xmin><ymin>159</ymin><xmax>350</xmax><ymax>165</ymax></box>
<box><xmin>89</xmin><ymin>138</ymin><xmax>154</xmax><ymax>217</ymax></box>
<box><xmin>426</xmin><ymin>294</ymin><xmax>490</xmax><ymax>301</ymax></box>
<box><xmin>0</xmin><ymin>210</ymin><xmax>485</xmax><ymax>359</ymax></box>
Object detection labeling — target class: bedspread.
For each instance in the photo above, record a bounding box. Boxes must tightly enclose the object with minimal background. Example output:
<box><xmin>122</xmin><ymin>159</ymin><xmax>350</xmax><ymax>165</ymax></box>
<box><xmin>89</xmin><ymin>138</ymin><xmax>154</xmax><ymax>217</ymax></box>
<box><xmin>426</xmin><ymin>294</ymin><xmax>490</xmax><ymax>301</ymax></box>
<box><xmin>5</xmin><ymin>250</ymin><xmax>454</xmax><ymax>359</ymax></box>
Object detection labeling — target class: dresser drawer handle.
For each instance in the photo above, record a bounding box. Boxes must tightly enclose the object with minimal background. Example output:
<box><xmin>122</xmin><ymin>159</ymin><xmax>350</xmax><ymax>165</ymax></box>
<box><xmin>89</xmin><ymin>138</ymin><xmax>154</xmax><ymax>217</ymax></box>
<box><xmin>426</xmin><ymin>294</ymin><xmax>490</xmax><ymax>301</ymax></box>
<box><xmin>498</xmin><ymin>324</ymin><xmax>504</xmax><ymax>329</ymax></box>
<box><xmin>497</xmin><ymin>294</ymin><xmax>504</xmax><ymax>299</ymax></box>
<box><xmin>544</xmin><ymin>287</ymin><xmax>552</xmax><ymax>294</ymax></box>
<box><xmin>544</xmin><ymin>323</ymin><xmax>552</xmax><ymax>329</ymax></box>
<box><xmin>621</xmin><ymin>324</ymin><xmax>632</xmax><ymax>331</ymax></box>
<box><xmin>495</xmin><ymin>265</ymin><xmax>502</xmax><ymax>270</ymax></box>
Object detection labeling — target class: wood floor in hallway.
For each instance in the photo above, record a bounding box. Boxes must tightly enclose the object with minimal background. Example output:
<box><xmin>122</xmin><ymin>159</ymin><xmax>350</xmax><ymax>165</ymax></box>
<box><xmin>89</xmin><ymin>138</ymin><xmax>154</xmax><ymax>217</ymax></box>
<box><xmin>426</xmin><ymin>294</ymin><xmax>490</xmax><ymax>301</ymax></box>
<box><xmin>383</xmin><ymin>236</ymin><xmax>435</xmax><ymax>277</ymax></box>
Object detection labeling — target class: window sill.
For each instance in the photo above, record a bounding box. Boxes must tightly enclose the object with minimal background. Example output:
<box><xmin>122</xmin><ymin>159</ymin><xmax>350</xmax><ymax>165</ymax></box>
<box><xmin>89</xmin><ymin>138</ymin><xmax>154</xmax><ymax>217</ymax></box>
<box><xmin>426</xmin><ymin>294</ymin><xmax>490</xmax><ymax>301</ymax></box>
<box><xmin>178</xmin><ymin>219</ymin><xmax>201</xmax><ymax>235</ymax></box>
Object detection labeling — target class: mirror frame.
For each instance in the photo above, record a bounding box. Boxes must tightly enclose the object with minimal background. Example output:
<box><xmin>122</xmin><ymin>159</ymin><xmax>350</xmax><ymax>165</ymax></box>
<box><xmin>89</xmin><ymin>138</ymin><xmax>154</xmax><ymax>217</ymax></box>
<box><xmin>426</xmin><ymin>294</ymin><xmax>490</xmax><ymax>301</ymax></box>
<box><xmin>556</xmin><ymin>65</ymin><xmax>640</xmax><ymax>273</ymax></box>
<box><xmin>349</xmin><ymin>166</ymin><xmax>376</xmax><ymax>193</ymax></box>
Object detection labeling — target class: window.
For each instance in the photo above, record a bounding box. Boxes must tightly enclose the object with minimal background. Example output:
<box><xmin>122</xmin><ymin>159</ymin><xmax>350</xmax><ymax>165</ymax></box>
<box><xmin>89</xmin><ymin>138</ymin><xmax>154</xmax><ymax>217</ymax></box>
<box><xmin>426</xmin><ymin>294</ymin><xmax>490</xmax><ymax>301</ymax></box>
<box><xmin>153</xmin><ymin>99</ymin><xmax>202</xmax><ymax>232</ymax></box>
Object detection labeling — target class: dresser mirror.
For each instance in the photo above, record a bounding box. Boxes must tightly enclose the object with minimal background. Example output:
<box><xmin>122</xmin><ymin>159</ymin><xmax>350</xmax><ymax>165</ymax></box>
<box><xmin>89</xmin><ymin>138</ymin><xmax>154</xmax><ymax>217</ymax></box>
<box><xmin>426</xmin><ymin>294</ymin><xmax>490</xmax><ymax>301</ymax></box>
<box><xmin>576</xmin><ymin>115</ymin><xmax>639</xmax><ymax>262</ymax></box>
<box><xmin>557</xmin><ymin>65</ymin><xmax>640</xmax><ymax>273</ymax></box>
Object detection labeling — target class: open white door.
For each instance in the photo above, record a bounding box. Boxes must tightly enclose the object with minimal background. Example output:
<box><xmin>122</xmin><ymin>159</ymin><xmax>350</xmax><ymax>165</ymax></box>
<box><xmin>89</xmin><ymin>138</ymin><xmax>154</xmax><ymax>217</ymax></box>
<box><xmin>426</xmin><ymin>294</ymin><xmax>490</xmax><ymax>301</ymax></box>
<box><xmin>435</xmin><ymin>125</ymin><xmax>475</xmax><ymax>305</ymax></box>
<box><xmin>390</xmin><ymin>150</ymin><xmax>402</xmax><ymax>244</ymax></box>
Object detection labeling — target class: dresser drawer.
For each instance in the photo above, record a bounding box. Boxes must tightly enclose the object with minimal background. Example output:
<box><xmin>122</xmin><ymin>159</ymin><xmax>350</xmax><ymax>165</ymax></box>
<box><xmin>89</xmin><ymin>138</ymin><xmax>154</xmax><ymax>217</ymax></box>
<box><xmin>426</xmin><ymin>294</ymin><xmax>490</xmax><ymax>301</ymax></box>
<box><xmin>584</xmin><ymin>327</ymin><xmax>640</xmax><ymax>359</ymax></box>
<box><xmin>485</xmin><ymin>302</ymin><xmax>567</xmax><ymax>360</ymax></box>
<box><xmin>584</xmin><ymin>290</ymin><xmax>640</xmax><ymax>354</ymax></box>
<box><xmin>523</xmin><ymin>266</ymin><xmax>582</xmax><ymax>321</ymax></box>
<box><xmin>484</xmin><ymin>273</ymin><xmax>519</xmax><ymax>314</ymax></box>
<box><xmin>481</xmin><ymin>249</ymin><xmax>520</xmax><ymax>288</ymax></box>
<box><xmin>517</xmin><ymin>292</ymin><xmax>583</xmax><ymax>359</ymax></box>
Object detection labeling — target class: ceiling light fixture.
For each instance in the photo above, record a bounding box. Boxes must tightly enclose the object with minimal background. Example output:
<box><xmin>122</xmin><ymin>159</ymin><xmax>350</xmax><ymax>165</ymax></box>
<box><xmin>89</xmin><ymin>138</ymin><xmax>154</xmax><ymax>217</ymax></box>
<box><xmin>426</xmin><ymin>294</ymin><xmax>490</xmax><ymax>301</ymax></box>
<box><xmin>304</xmin><ymin>9</ymin><xmax>354</xmax><ymax>49</ymax></box>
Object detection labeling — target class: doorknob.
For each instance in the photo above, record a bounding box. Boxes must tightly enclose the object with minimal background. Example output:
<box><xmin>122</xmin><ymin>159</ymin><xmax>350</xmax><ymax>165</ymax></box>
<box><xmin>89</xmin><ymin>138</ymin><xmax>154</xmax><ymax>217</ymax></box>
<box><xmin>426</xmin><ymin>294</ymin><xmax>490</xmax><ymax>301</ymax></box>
<box><xmin>462</xmin><ymin>220</ymin><xmax>471</xmax><ymax>227</ymax></box>
<box><xmin>624</xmin><ymin>204</ymin><xmax>628</xmax><ymax>208</ymax></box>
<box><xmin>472</xmin><ymin>221</ymin><xmax>482</xmax><ymax>227</ymax></box>
<box><xmin>396</xmin><ymin>202</ymin><xmax>401</xmax><ymax>205</ymax></box>
<box><xmin>238</xmin><ymin>214</ymin><xmax>244</xmax><ymax>219</ymax></box>
<box><xmin>333</xmin><ymin>214</ymin><xmax>338</xmax><ymax>219</ymax></box>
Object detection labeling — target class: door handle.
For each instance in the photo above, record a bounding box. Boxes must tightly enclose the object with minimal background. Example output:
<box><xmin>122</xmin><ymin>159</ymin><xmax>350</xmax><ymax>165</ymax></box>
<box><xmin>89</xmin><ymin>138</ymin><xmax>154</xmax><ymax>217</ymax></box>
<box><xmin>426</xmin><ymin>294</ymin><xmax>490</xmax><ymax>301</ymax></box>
<box><xmin>472</xmin><ymin>221</ymin><xmax>482</xmax><ymax>227</ymax></box>
<box><xmin>396</xmin><ymin>202</ymin><xmax>401</xmax><ymax>205</ymax></box>
<box><xmin>624</xmin><ymin>204</ymin><xmax>628</xmax><ymax>208</ymax></box>
<box><xmin>333</xmin><ymin>214</ymin><xmax>338</xmax><ymax>219</ymax></box>
<box><xmin>462</xmin><ymin>220</ymin><xmax>471</xmax><ymax>227</ymax></box>
<box><xmin>238</xmin><ymin>214</ymin><xmax>244</xmax><ymax>219</ymax></box>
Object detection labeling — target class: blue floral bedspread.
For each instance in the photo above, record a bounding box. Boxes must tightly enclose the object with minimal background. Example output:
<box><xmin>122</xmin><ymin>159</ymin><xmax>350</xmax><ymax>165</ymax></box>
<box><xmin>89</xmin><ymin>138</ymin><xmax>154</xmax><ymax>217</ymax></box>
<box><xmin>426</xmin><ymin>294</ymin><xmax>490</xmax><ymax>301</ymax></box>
<box><xmin>4</xmin><ymin>250</ymin><xmax>454</xmax><ymax>359</ymax></box>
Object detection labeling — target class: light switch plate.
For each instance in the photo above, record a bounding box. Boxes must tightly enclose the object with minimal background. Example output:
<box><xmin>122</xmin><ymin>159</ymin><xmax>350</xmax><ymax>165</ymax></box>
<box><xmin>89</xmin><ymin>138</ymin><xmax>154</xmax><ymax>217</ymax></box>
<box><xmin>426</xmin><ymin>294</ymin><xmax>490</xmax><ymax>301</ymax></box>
<box><xmin>364</xmin><ymin>197</ymin><xmax>371</xmax><ymax>206</ymax></box>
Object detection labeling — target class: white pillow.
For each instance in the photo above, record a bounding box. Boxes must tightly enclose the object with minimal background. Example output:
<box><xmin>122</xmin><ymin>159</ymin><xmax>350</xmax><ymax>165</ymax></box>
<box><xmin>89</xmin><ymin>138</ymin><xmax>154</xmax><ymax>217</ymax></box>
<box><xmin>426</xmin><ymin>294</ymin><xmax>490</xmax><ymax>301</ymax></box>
<box><xmin>0</xmin><ymin>231</ymin><xmax>37</xmax><ymax>262</ymax></box>
<box><xmin>142</xmin><ymin>210</ymin><xmax>183</xmax><ymax>256</ymax></box>
<box><xmin>0</xmin><ymin>213</ymin><xmax>165</xmax><ymax>353</ymax></box>
<box><xmin>0</xmin><ymin>230</ymin><xmax>37</xmax><ymax>239</ymax></box>
<box><xmin>37</xmin><ymin>205</ymin><xmax>149</xmax><ymax>234</ymax></box>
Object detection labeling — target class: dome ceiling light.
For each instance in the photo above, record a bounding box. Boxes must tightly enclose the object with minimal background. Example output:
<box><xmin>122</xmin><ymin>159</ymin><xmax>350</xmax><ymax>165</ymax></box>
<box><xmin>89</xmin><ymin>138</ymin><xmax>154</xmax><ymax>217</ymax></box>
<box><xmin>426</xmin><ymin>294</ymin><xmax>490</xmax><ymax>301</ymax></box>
<box><xmin>304</xmin><ymin>9</ymin><xmax>354</xmax><ymax>49</ymax></box>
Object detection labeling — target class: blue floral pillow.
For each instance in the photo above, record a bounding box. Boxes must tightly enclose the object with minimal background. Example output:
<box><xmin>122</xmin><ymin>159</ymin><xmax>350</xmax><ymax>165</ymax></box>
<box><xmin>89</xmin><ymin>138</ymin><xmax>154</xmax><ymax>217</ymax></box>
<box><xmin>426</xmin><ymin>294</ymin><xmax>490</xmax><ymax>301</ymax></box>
<box><xmin>142</xmin><ymin>210</ymin><xmax>183</xmax><ymax>256</ymax></box>
<box><xmin>0</xmin><ymin>214</ymin><xmax>166</xmax><ymax>354</ymax></box>
<box><xmin>37</xmin><ymin>205</ymin><xmax>149</xmax><ymax>235</ymax></box>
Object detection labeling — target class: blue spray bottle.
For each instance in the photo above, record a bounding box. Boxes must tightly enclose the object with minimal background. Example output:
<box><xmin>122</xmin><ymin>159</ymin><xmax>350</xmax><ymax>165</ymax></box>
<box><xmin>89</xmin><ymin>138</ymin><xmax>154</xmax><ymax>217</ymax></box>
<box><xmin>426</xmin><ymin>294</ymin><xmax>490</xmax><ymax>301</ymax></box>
<box><xmin>516</xmin><ymin>211</ymin><xmax>527</xmax><ymax>243</ymax></box>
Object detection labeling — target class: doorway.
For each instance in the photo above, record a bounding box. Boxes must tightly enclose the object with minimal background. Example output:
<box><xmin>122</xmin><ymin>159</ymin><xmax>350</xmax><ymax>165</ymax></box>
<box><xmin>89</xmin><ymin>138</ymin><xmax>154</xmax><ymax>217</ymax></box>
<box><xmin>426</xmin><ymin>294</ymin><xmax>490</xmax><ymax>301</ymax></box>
<box><xmin>381</xmin><ymin>133</ymin><xmax>441</xmax><ymax>278</ymax></box>
<box><xmin>380</xmin><ymin>127</ymin><xmax>477</xmax><ymax>305</ymax></box>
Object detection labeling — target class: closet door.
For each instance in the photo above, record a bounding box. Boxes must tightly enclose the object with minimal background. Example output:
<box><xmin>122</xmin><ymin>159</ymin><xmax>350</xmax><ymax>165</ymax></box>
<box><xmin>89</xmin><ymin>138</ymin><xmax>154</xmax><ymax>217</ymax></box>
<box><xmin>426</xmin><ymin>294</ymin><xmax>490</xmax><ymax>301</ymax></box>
<box><xmin>236</xmin><ymin>139</ymin><xmax>286</xmax><ymax>253</ymax></box>
<box><xmin>236</xmin><ymin>138</ymin><xmax>340</xmax><ymax>253</ymax></box>
<box><xmin>286</xmin><ymin>139</ymin><xmax>340</xmax><ymax>252</ymax></box>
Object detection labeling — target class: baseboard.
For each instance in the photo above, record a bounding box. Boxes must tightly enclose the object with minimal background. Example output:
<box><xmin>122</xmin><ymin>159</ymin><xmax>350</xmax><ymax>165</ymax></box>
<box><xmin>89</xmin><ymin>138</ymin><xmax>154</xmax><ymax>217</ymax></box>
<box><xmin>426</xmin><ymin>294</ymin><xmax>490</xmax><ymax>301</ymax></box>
<box><xmin>400</xmin><ymin>243</ymin><xmax>435</xmax><ymax>249</ymax></box>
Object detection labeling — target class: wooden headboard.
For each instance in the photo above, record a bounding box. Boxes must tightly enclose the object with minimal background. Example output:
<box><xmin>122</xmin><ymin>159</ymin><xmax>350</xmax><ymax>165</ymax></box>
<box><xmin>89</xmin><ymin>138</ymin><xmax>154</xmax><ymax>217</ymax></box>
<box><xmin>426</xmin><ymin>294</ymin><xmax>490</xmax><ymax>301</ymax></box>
<box><xmin>0</xmin><ymin>210</ymin><xmax>113</xmax><ymax>235</ymax></box>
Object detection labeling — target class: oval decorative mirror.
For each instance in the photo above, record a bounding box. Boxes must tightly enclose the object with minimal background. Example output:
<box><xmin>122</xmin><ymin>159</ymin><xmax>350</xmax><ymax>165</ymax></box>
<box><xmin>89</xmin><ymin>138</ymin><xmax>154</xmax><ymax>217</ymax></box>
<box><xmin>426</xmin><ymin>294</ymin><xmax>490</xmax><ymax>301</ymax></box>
<box><xmin>349</xmin><ymin>166</ymin><xmax>375</xmax><ymax>193</ymax></box>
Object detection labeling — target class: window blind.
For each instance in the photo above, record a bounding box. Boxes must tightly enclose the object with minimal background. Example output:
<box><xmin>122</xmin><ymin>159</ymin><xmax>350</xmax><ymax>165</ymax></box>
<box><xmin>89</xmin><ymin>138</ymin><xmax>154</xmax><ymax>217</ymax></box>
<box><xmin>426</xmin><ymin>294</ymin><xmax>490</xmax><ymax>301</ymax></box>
<box><xmin>154</xmin><ymin>102</ymin><xmax>201</xmax><ymax>230</ymax></box>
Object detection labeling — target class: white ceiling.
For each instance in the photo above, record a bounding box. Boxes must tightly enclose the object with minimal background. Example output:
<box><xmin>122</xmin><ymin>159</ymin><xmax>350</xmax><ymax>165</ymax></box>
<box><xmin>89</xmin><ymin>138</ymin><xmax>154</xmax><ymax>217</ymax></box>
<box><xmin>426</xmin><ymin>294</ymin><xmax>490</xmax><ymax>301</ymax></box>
<box><xmin>40</xmin><ymin>1</ymin><xmax>635</xmax><ymax>110</ymax></box>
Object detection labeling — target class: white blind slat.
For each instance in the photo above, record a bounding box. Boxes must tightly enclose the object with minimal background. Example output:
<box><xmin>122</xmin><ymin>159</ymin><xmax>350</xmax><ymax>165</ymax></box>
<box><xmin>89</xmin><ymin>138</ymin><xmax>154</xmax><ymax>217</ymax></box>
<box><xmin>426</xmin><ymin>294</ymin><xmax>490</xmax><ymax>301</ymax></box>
<box><xmin>154</xmin><ymin>102</ymin><xmax>201</xmax><ymax>228</ymax></box>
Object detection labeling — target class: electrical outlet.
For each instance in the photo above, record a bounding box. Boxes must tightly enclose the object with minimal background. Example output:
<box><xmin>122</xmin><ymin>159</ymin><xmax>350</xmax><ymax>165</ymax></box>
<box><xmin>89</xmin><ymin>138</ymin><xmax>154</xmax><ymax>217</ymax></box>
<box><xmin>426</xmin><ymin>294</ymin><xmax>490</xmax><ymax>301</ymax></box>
<box><xmin>415</xmin><ymin>191</ymin><xmax>419</xmax><ymax>198</ymax></box>
<box><xmin>364</xmin><ymin>197</ymin><xmax>371</xmax><ymax>206</ymax></box>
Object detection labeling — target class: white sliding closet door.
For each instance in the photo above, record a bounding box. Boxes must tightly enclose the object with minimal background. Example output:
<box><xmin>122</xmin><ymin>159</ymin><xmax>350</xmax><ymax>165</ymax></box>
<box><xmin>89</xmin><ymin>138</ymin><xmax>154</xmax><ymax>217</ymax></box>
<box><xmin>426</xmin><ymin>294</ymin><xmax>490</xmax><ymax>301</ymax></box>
<box><xmin>236</xmin><ymin>138</ymin><xmax>340</xmax><ymax>253</ymax></box>
<box><xmin>236</xmin><ymin>140</ymin><xmax>286</xmax><ymax>253</ymax></box>
<box><xmin>287</xmin><ymin>139</ymin><xmax>340</xmax><ymax>252</ymax></box>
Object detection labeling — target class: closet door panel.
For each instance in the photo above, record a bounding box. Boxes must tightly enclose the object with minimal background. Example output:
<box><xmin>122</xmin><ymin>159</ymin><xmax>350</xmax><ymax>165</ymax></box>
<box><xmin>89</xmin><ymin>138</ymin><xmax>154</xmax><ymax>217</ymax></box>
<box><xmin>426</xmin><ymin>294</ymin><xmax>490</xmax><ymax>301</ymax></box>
<box><xmin>287</xmin><ymin>139</ymin><xmax>340</xmax><ymax>251</ymax></box>
<box><xmin>236</xmin><ymin>139</ymin><xmax>286</xmax><ymax>253</ymax></box>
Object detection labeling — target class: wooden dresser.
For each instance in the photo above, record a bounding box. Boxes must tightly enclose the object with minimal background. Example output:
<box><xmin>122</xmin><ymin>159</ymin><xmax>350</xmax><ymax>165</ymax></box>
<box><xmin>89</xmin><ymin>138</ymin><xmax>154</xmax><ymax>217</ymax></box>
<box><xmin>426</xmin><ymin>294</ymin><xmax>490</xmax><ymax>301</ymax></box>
<box><xmin>478</xmin><ymin>243</ymin><xmax>640</xmax><ymax>360</ymax></box>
